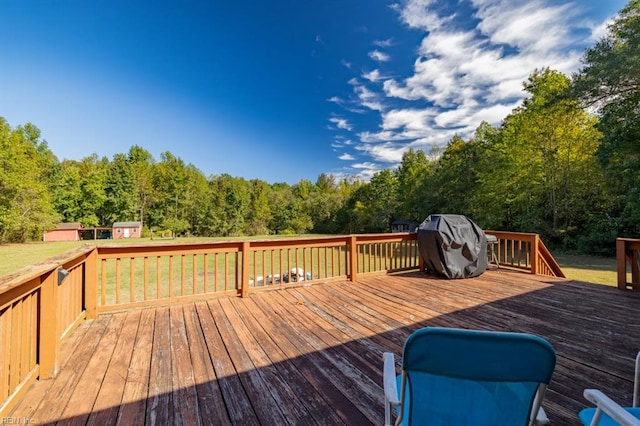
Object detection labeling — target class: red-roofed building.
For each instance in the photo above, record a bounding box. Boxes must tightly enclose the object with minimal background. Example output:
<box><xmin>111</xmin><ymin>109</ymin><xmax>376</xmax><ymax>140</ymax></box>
<box><xmin>43</xmin><ymin>222</ymin><xmax>82</xmax><ymax>242</ymax></box>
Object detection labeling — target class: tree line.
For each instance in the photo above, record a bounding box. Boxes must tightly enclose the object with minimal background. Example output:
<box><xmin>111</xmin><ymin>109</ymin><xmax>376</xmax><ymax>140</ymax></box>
<box><xmin>1</xmin><ymin>1</ymin><xmax>638</xmax><ymax>254</ymax></box>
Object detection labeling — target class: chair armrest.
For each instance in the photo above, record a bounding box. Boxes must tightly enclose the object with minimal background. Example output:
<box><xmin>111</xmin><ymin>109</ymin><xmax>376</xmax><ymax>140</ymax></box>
<box><xmin>584</xmin><ymin>389</ymin><xmax>640</xmax><ymax>426</ymax></box>
<box><xmin>383</xmin><ymin>352</ymin><xmax>400</xmax><ymax>405</ymax></box>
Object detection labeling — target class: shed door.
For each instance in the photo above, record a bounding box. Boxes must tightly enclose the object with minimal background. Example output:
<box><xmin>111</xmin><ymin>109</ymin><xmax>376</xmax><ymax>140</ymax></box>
<box><xmin>124</xmin><ymin>228</ymin><xmax>130</xmax><ymax>238</ymax></box>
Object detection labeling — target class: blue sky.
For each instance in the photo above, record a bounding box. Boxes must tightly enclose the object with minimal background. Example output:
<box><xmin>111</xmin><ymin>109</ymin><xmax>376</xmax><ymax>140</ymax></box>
<box><xmin>0</xmin><ymin>0</ymin><xmax>627</xmax><ymax>183</ymax></box>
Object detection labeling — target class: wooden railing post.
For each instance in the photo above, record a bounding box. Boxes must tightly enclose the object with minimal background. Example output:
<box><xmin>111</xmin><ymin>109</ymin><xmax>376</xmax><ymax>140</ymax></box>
<box><xmin>39</xmin><ymin>269</ymin><xmax>59</xmax><ymax>379</ymax></box>
<box><xmin>617</xmin><ymin>238</ymin><xmax>628</xmax><ymax>290</ymax></box>
<box><xmin>530</xmin><ymin>234</ymin><xmax>539</xmax><ymax>275</ymax></box>
<box><xmin>85</xmin><ymin>247</ymin><xmax>98</xmax><ymax>319</ymax></box>
<box><xmin>241</xmin><ymin>241</ymin><xmax>250</xmax><ymax>298</ymax></box>
<box><xmin>349</xmin><ymin>235</ymin><xmax>358</xmax><ymax>282</ymax></box>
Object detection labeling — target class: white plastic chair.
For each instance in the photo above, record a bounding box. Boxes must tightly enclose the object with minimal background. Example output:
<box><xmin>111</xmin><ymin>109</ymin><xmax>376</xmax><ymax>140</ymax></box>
<box><xmin>579</xmin><ymin>352</ymin><xmax>640</xmax><ymax>426</ymax></box>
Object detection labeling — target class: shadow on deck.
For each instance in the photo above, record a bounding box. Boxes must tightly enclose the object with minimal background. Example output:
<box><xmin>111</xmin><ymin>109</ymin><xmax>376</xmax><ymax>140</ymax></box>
<box><xmin>10</xmin><ymin>269</ymin><xmax>640</xmax><ymax>425</ymax></box>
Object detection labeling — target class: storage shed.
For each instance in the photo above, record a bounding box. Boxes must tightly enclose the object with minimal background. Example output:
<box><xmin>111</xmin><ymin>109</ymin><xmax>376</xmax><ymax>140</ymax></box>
<box><xmin>391</xmin><ymin>220</ymin><xmax>418</xmax><ymax>233</ymax></box>
<box><xmin>43</xmin><ymin>222</ymin><xmax>82</xmax><ymax>242</ymax></box>
<box><xmin>112</xmin><ymin>221</ymin><xmax>142</xmax><ymax>239</ymax></box>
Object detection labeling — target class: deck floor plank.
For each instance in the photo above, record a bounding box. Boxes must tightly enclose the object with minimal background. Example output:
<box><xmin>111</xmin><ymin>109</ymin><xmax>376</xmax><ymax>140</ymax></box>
<box><xmin>59</xmin><ymin>313</ymin><xmax>127</xmax><ymax>425</ymax></box>
<box><xmin>8</xmin><ymin>270</ymin><xmax>640</xmax><ymax>426</ymax></box>
<box><xmin>195</xmin><ymin>301</ymin><xmax>260</xmax><ymax>425</ymax></box>
<box><xmin>217</xmin><ymin>297</ymin><xmax>315</xmax><ymax>424</ymax></box>
<box><xmin>86</xmin><ymin>310</ymin><xmax>142</xmax><ymax>426</ymax></box>
<box><xmin>208</xmin><ymin>298</ymin><xmax>289</xmax><ymax>425</ymax></box>
<box><xmin>116</xmin><ymin>308</ymin><xmax>155</xmax><ymax>426</ymax></box>
<box><xmin>169</xmin><ymin>305</ymin><xmax>200</xmax><ymax>426</ymax></box>
<box><xmin>268</xmin><ymin>289</ymin><xmax>383</xmax><ymax>422</ymax></box>
<box><xmin>146</xmin><ymin>307</ymin><xmax>172</xmax><ymax>426</ymax></box>
<box><xmin>182</xmin><ymin>302</ymin><xmax>230</xmax><ymax>426</ymax></box>
<box><xmin>10</xmin><ymin>316</ymin><xmax>97</xmax><ymax>419</ymax></box>
<box><xmin>228</xmin><ymin>296</ymin><xmax>346</xmax><ymax>425</ymax></box>
<box><xmin>34</xmin><ymin>316</ymin><xmax>112</xmax><ymax>424</ymax></box>
<box><xmin>250</xmin><ymin>292</ymin><xmax>372</xmax><ymax>424</ymax></box>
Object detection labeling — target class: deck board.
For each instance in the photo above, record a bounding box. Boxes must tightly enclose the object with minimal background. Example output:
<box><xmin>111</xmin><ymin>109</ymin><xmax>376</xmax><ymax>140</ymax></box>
<box><xmin>9</xmin><ymin>269</ymin><xmax>640</xmax><ymax>425</ymax></box>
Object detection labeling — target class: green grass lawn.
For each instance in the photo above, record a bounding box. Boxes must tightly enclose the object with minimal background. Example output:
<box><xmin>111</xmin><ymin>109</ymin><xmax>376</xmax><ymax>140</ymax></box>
<box><xmin>0</xmin><ymin>239</ymin><xmax>619</xmax><ymax>287</ymax></box>
<box><xmin>0</xmin><ymin>235</ymin><xmax>312</xmax><ymax>279</ymax></box>
<box><xmin>552</xmin><ymin>253</ymin><xmax>617</xmax><ymax>287</ymax></box>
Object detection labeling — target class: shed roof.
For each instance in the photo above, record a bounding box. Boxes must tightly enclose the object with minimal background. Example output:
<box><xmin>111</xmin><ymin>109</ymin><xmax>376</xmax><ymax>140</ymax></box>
<box><xmin>113</xmin><ymin>221</ymin><xmax>142</xmax><ymax>228</ymax></box>
<box><xmin>52</xmin><ymin>222</ymin><xmax>82</xmax><ymax>230</ymax></box>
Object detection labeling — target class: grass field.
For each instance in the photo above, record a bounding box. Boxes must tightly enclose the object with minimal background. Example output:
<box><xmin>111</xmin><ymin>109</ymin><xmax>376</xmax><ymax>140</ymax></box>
<box><xmin>0</xmin><ymin>239</ymin><xmax>619</xmax><ymax>287</ymax></box>
<box><xmin>0</xmin><ymin>236</ymin><xmax>285</xmax><ymax>278</ymax></box>
<box><xmin>552</xmin><ymin>253</ymin><xmax>617</xmax><ymax>286</ymax></box>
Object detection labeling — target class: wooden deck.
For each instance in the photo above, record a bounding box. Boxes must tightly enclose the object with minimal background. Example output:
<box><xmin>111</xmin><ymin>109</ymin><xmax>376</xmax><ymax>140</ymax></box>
<box><xmin>9</xmin><ymin>269</ymin><xmax>640</xmax><ymax>425</ymax></box>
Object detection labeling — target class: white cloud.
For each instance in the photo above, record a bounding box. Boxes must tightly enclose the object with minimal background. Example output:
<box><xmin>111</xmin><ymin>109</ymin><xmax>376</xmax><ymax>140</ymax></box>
<box><xmin>339</xmin><ymin>153</ymin><xmax>355</xmax><ymax>160</ymax></box>
<box><xmin>368</xmin><ymin>50</ymin><xmax>391</xmax><ymax>62</ymax></box>
<box><xmin>362</xmin><ymin>69</ymin><xmax>382</xmax><ymax>82</ymax></box>
<box><xmin>329</xmin><ymin>117</ymin><xmax>353</xmax><ymax>131</ymax></box>
<box><xmin>349</xmin><ymin>162</ymin><xmax>380</xmax><ymax>180</ymax></box>
<box><xmin>353</xmin><ymin>84</ymin><xmax>385</xmax><ymax>111</ymax></box>
<box><xmin>588</xmin><ymin>17</ymin><xmax>613</xmax><ymax>42</ymax></box>
<box><xmin>331</xmin><ymin>0</ymin><xmax>615</xmax><ymax>178</ymax></box>
<box><xmin>341</xmin><ymin>59</ymin><xmax>353</xmax><ymax>70</ymax></box>
<box><xmin>373</xmin><ymin>38</ymin><xmax>394</xmax><ymax>47</ymax></box>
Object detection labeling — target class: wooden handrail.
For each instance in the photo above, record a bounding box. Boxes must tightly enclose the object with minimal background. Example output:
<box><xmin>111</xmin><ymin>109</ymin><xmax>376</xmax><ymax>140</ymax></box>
<box><xmin>92</xmin><ymin>234</ymin><xmax>420</xmax><ymax>312</ymax></box>
<box><xmin>484</xmin><ymin>231</ymin><xmax>564</xmax><ymax>277</ymax></box>
<box><xmin>0</xmin><ymin>245</ymin><xmax>95</xmax><ymax>416</ymax></box>
<box><xmin>617</xmin><ymin>238</ymin><xmax>640</xmax><ymax>290</ymax></box>
<box><xmin>0</xmin><ymin>230</ymin><xmax>563</xmax><ymax>414</ymax></box>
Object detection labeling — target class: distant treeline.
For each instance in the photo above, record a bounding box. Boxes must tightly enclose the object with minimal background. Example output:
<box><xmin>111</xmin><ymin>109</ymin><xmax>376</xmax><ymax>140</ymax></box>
<box><xmin>1</xmin><ymin>2</ymin><xmax>639</xmax><ymax>254</ymax></box>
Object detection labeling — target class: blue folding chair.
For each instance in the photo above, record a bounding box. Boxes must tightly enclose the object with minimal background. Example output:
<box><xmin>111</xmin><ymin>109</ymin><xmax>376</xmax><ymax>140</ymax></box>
<box><xmin>383</xmin><ymin>327</ymin><xmax>557</xmax><ymax>426</ymax></box>
<box><xmin>579</xmin><ymin>352</ymin><xmax>640</xmax><ymax>426</ymax></box>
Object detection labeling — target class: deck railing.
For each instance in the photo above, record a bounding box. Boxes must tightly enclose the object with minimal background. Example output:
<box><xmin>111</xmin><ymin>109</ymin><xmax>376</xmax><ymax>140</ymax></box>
<box><xmin>0</xmin><ymin>231</ymin><xmax>560</xmax><ymax>416</ymax></box>
<box><xmin>617</xmin><ymin>237</ymin><xmax>640</xmax><ymax>290</ymax></box>
<box><xmin>485</xmin><ymin>231</ymin><xmax>565</xmax><ymax>278</ymax></box>
<box><xmin>95</xmin><ymin>233</ymin><xmax>420</xmax><ymax>313</ymax></box>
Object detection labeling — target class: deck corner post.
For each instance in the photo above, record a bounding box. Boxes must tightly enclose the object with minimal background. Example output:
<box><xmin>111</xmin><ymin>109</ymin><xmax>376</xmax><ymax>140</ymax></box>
<box><xmin>530</xmin><ymin>234</ymin><xmax>540</xmax><ymax>275</ymax></box>
<box><xmin>85</xmin><ymin>247</ymin><xmax>98</xmax><ymax>319</ymax></box>
<box><xmin>349</xmin><ymin>235</ymin><xmax>358</xmax><ymax>282</ymax></box>
<box><xmin>39</xmin><ymin>269</ymin><xmax>60</xmax><ymax>379</ymax></box>
<box><xmin>241</xmin><ymin>241</ymin><xmax>250</xmax><ymax>297</ymax></box>
<box><xmin>617</xmin><ymin>238</ymin><xmax>628</xmax><ymax>290</ymax></box>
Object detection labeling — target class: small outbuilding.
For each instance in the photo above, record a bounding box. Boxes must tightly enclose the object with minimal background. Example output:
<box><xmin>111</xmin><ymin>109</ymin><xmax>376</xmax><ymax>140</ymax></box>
<box><xmin>112</xmin><ymin>221</ymin><xmax>142</xmax><ymax>239</ymax></box>
<box><xmin>391</xmin><ymin>220</ymin><xmax>418</xmax><ymax>233</ymax></box>
<box><xmin>43</xmin><ymin>222</ymin><xmax>83</xmax><ymax>242</ymax></box>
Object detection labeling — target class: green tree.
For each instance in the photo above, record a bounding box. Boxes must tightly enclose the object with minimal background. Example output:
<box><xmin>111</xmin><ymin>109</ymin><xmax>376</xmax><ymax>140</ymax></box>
<box><xmin>207</xmin><ymin>174</ymin><xmax>252</xmax><ymax>236</ymax></box>
<box><xmin>268</xmin><ymin>182</ymin><xmax>312</xmax><ymax>234</ymax></box>
<box><xmin>483</xmin><ymin>69</ymin><xmax>608</xmax><ymax>247</ymax></box>
<box><xmin>127</xmin><ymin>146</ymin><xmax>156</xmax><ymax>227</ymax></box>
<box><xmin>0</xmin><ymin>119</ymin><xmax>59</xmax><ymax>242</ymax></box>
<box><xmin>100</xmin><ymin>153</ymin><xmax>137</xmax><ymax>225</ymax></box>
<box><xmin>433</xmin><ymin>135</ymin><xmax>483</xmax><ymax>219</ymax></box>
<box><xmin>395</xmin><ymin>149</ymin><xmax>432</xmax><ymax>222</ymax></box>
<box><xmin>571</xmin><ymin>0</ymin><xmax>640</xmax><ymax>235</ymax></box>
<box><xmin>335</xmin><ymin>169</ymin><xmax>398</xmax><ymax>233</ymax></box>
<box><xmin>50</xmin><ymin>156</ymin><xmax>106</xmax><ymax>226</ymax></box>
<box><xmin>247</xmin><ymin>179</ymin><xmax>272</xmax><ymax>235</ymax></box>
<box><xmin>152</xmin><ymin>152</ymin><xmax>189</xmax><ymax>233</ymax></box>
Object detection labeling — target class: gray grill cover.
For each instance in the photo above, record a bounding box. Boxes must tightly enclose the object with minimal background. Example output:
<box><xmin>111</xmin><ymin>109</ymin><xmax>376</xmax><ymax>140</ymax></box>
<box><xmin>417</xmin><ymin>214</ymin><xmax>488</xmax><ymax>279</ymax></box>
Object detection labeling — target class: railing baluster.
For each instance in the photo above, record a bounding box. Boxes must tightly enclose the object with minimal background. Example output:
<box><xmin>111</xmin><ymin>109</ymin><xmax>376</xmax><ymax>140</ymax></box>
<box><xmin>203</xmin><ymin>253</ymin><xmax>209</xmax><ymax>293</ymax></box>
<box><xmin>130</xmin><ymin>258</ymin><xmax>135</xmax><ymax>303</ymax></box>
<box><xmin>156</xmin><ymin>256</ymin><xmax>161</xmax><ymax>299</ymax></box>
<box><xmin>181</xmin><ymin>255</ymin><xmax>186</xmax><ymax>296</ymax></box>
<box><xmin>115</xmin><ymin>258</ymin><xmax>121</xmax><ymax>304</ymax></box>
<box><xmin>169</xmin><ymin>256</ymin><xmax>174</xmax><ymax>298</ymax></box>
<box><xmin>101</xmin><ymin>259</ymin><xmax>107</xmax><ymax>307</ymax></box>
